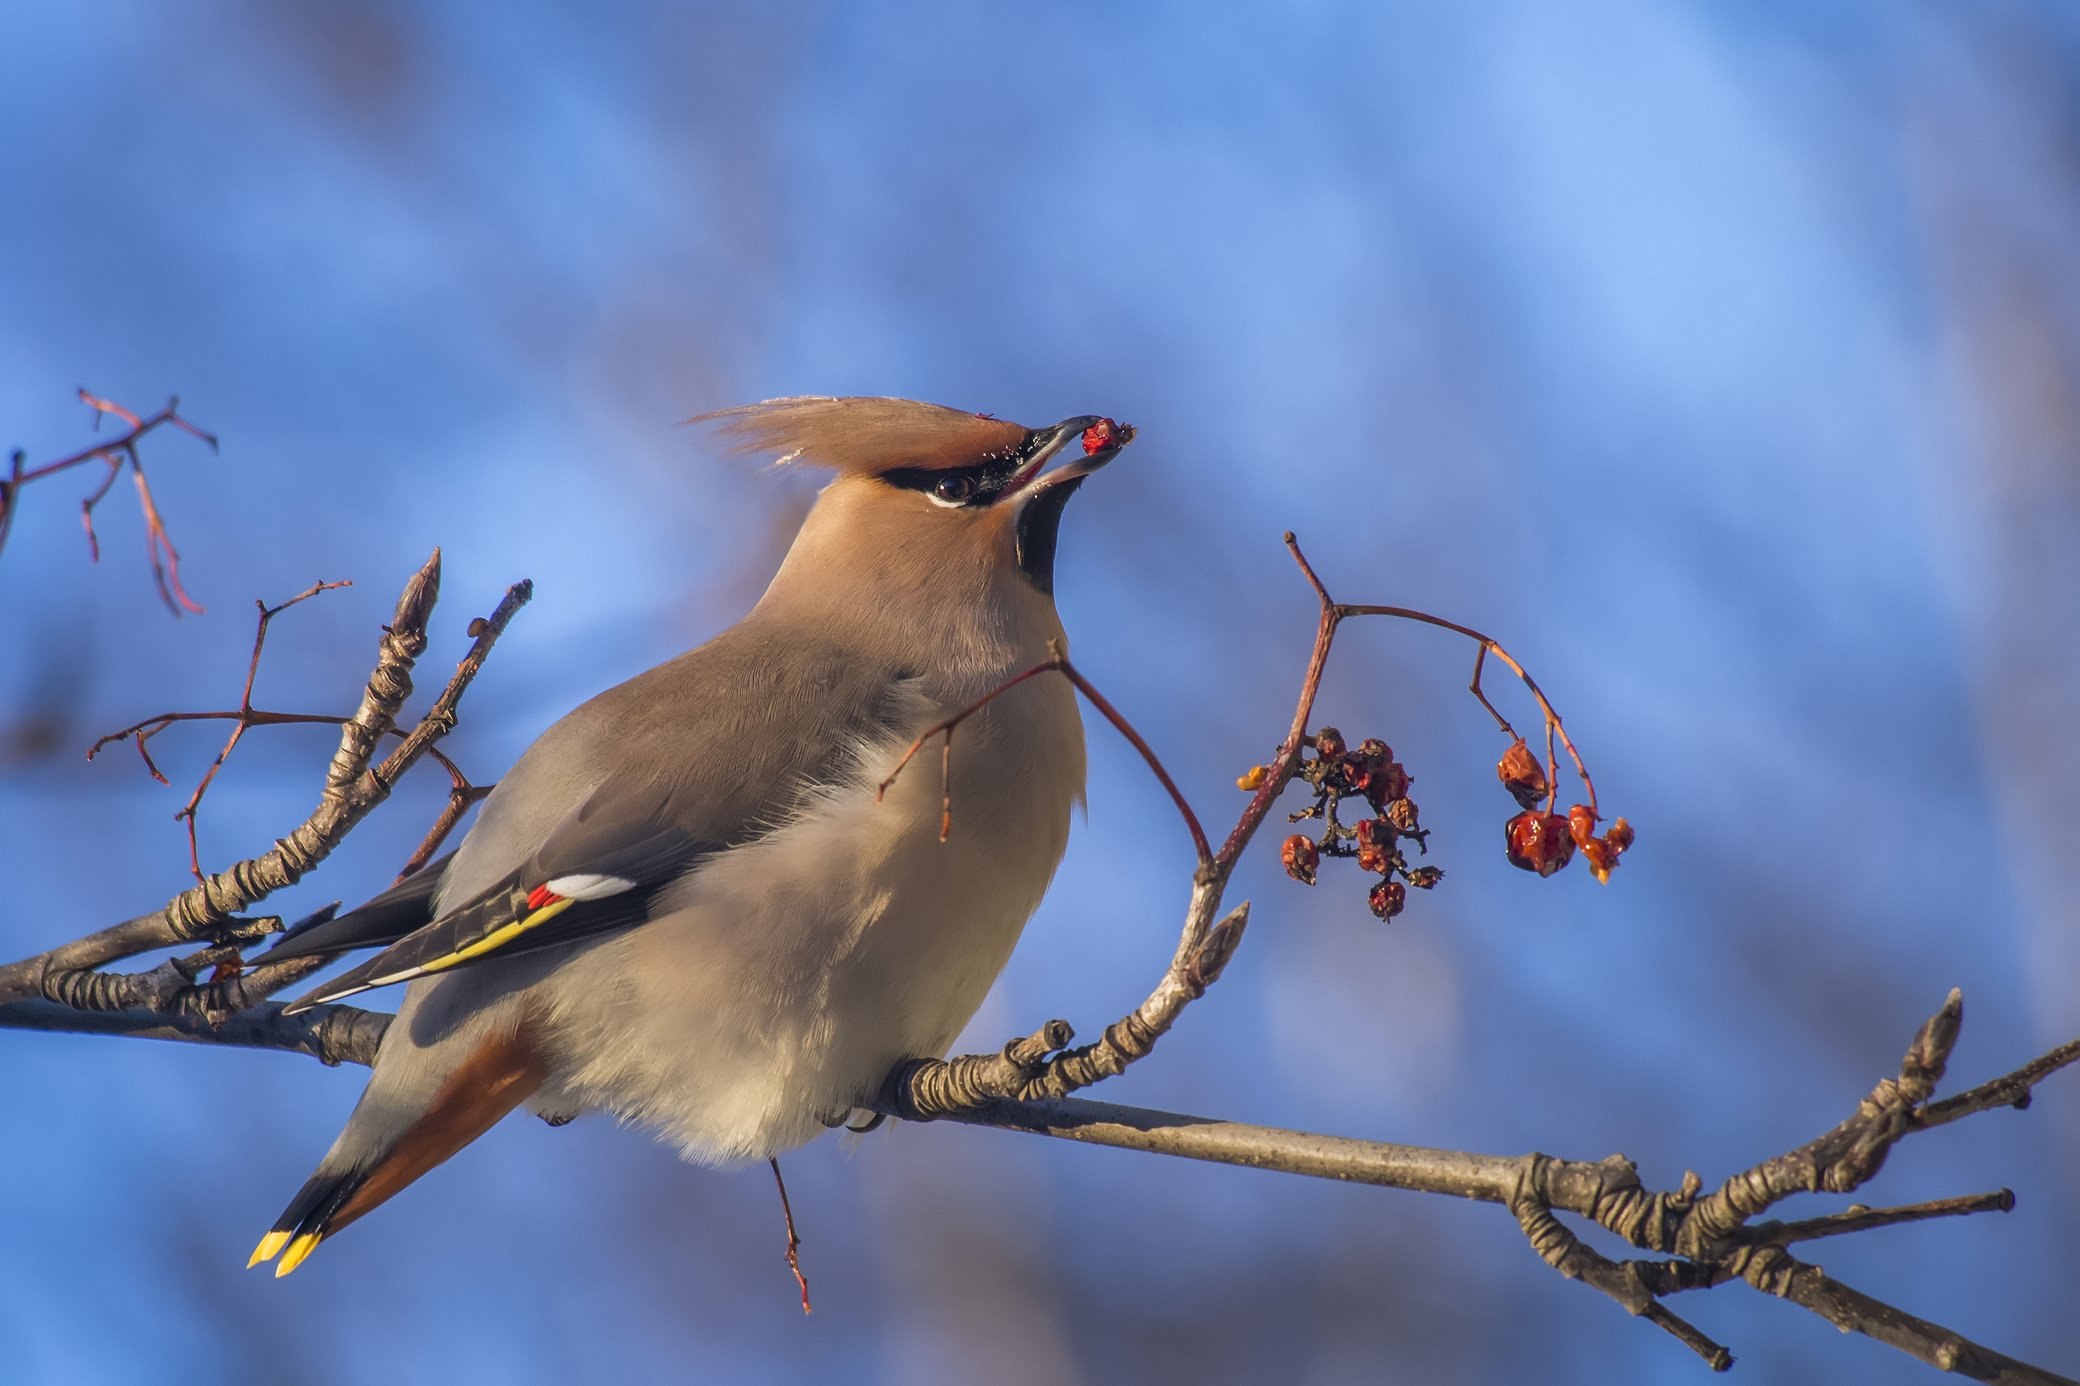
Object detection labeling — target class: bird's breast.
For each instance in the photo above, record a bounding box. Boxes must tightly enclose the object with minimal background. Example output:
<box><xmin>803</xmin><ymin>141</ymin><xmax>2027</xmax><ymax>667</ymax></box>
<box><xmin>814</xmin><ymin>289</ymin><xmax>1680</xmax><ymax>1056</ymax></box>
<box><xmin>542</xmin><ymin>668</ymin><xmax>1086</xmax><ymax>1161</ymax></box>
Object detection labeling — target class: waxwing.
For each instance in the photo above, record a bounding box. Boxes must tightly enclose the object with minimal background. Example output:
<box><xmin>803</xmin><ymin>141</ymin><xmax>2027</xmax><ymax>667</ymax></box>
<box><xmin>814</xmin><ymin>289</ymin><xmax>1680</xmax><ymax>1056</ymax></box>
<box><xmin>246</xmin><ymin>397</ymin><xmax>1133</xmax><ymax>1275</ymax></box>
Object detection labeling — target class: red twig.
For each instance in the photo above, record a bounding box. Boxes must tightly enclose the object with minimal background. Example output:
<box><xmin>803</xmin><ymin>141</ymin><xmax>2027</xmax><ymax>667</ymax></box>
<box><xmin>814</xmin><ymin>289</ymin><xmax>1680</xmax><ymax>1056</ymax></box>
<box><xmin>393</xmin><ymin>773</ymin><xmax>494</xmax><ymax>885</ymax></box>
<box><xmin>877</xmin><ymin>643</ymin><xmax>1212</xmax><ymax>864</ymax></box>
<box><xmin>1284</xmin><ymin>534</ymin><xmax>1599</xmax><ymax>816</ymax></box>
<box><xmin>86</xmin><ymin>580</ymin><xmax>486</xmax><ymax>880</ymax></box>
<box><xmin>3</xmin><ymin>390</ymin><xmax>218</xmax><ymax>613</ymax></box>
<box><xmin>769</xmin><ymin>1157</ymin><xmax>812</xmax><ymax>1315</ymax></box>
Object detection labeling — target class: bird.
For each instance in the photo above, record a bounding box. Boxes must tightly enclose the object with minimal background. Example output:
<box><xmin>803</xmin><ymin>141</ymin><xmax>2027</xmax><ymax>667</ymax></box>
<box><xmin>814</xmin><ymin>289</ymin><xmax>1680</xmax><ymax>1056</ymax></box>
<box><xmin>245</xmin><ymin>396</ymin><xmax>1134</xmax><ymax>1277</ymax></box>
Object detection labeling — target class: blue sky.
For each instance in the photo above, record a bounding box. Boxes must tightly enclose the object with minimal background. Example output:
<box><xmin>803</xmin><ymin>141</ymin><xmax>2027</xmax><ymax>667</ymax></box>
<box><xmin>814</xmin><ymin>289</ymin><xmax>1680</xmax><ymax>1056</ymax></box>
<box><xmin>5</xmin><ymin>4</ymin><xmax>2079</xmax><ymax>1383</ymax></box>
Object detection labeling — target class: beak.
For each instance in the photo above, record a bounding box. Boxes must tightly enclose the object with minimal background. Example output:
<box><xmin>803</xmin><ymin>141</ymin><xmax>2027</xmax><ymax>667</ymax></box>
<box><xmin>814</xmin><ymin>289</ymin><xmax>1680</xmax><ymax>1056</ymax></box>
<box><xmin>1009</xmin><ymin>416</ymin><xmax>1136</xmax><ymax>498</ymax></box>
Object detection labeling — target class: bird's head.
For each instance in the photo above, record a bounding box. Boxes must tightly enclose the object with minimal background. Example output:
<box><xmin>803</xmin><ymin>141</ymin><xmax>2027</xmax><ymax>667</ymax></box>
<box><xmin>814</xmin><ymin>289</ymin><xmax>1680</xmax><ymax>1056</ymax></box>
<box><xmin>697</xmin><ymin>397</ymin><xmax>1134</xmax><ymax>600</ymax></box>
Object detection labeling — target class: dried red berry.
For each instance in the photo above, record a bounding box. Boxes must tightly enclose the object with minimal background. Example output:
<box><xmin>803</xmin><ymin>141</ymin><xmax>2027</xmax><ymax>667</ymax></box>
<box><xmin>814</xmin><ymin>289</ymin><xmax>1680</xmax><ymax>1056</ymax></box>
<box><xmin>1314</xmin><ymin>727</ymin><xmax>1346</xmax><ymax>760</ymax></box>
<box><xmin>1567</xmin><ymin>803</ymin><xmax>1598</xmax><ymax>850</ymax></box>
<box><xmin>1369</xmin><ymin>879</ymin><xmax>1407</xmax><ymax>920</ymax></box>
<box><xmin>1282</xmin><ymin>834</ymin><xmax>1319</xmax><ymax>886</ymax></box>
<box><xmin>1498</xmin><ymin>738</ymin><xmax>1549</xmax><ymax>811</ymax></box>
<box><xmin>1357</xmin><ymin>738</ymin><xmax>1392</xmax><ymax>765</ymax></box>
<box><xmin>1355</xmin><ymin>817</ymin><xmax>1394</xmax><ymax>847</ymax></box>
<box><xmin>1583</xmin><ymin>818</ymin><xmax>1635</xmax><ymax>883</ymax></box>
<box><xmin>1385</xmin><ymin>797</ymin><xmax>1421</xmax><ymax>833</ymax></box>
<box><xmin>1356</xmin><ymin>841</ymin><xmax>1392</xmax><ymax>874</ymax></box>
<box><xmin>1338</xmin><ymin>751</ymin><xmax>1373</xmax><ymax>795</ymax></box>
<box><xmin>1366</xmin><ymin>759</ymin><xmax>1410</xmax><ymax>809</ymax></box>
<box><xmin>1505</xmin><ymin>810</ymin><xmax>1575</xmax><ymax>877</ymax></box>
<box><xmin>1405</xmin><ymin>865</ymin><xmax>1444</xmax><ymax>889</ymax></box>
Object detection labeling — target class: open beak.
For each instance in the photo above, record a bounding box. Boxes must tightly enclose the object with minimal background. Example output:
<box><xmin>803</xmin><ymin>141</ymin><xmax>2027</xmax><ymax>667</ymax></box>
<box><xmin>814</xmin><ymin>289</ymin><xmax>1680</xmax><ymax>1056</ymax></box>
<box><xmin>1009</xmin><ymin>415</ymin><xmax>1137</xmax><ymax>498</ymax></box>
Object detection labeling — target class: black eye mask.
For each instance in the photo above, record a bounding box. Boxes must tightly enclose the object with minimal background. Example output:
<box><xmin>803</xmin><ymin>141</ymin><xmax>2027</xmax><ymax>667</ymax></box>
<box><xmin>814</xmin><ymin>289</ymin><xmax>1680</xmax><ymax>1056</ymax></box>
<box><xmin>877</xmin><ymin>434</ymin><xmax>1037</xmax><ymax>508</ymax></box>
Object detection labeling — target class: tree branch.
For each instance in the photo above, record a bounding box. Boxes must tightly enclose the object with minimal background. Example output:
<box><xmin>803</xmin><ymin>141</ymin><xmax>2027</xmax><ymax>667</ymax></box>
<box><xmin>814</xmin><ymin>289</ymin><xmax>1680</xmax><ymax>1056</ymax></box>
<box><xmin>0</xmin><ymin>552</ymin><xmax>531</xmax><ymax>1014</ymax></box>
<box><xmin>5</xmin><ymin>537</ymin><xmax>2076</xmax><ymax>1379</ymax></box>
<box><xmin>2</xmin><ymin>390</ymin><xmax>219</xmax><ymax>612</ymax></box>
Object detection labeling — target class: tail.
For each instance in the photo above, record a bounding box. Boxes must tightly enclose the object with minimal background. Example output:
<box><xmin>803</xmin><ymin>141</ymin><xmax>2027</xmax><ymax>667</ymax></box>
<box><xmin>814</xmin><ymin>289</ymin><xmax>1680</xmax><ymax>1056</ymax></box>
<box><xmin>249</xmin><ymin>1023</ymin><xmax>549</xmax><ymax>1277</ymax></box>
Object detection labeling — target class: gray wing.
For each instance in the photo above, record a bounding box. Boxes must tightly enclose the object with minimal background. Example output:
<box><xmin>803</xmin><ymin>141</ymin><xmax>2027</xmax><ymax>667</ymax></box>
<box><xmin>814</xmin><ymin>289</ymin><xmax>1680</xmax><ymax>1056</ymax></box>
<box><xmin>278</xmin><ymin>623</ymin><xmax>920</xmax><ymax>1011</ymax></box>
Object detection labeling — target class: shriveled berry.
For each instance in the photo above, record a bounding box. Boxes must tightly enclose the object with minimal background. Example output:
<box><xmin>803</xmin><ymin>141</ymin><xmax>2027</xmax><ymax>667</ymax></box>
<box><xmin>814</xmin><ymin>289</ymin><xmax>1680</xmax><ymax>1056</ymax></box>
<box><xmin>1505</xmin><ymin>810</ymin><xmax>1575</xmax><ymax>877</ymax></box>
<box><xmin>1282</xmin><ymin>834</ymin><xmax>1320</xmax><ymax>886</ymax></box>
<box><xmin>1355</xmin><ymin>817</ymin><xmax>1395</xmax><ymax>848</ymax></box>
<box><xmin>1313</xmin><ymin>727</ymin><xmax>1346</xmax><ymax>760</ymax></box>
<box><xmin>1405</xmin><ymin>865</ymin><xmax>1444</xmax><ymax>889</ymax></box>
<box><xmin>1356</xmin><ymin>841</ymin><xmax>1392</xmax><ymax>874</ymax></box>
<box><xmin>1386</xmin><ymin>797</ymin><xmax>1421</xmax><ymax>833</ymax></box>
<box><xmin>1567</xmin><ymin>803</ymin><xmax>1598</xmax><ymax>849</ymax></box>
<box><xmin>1498</xmin><ymin>737</ymin><xmax>1549</xmax><ymax>811</ymax></box>
<box><xmin>1369</xmin><ymin>879</ymin><xmax>1407</xmax><ymax>920</ymax></box>
<box><xmin>1356</xmin><ymin>738</ymin><xmax>1391</xmax><ymax>765</ymax></box>
<box><xmin>1366</xmin><ymin>759</ymin><xmax>1410</xmax><ymax>809</ymax></box>
<box><xmin>1337</xmin><ymin>751</ymin><xmax>1373</xmax><ymax>795</ymax></box>
<box><xmin>1583</xmin><ymin>818</ymin><xmax>1634</xmax><ymax>883</ymax></box>
<box><xmin>1080</xmin><ymin>419</ymin><xmax>1128</xmax><ymax>454</ymax></box>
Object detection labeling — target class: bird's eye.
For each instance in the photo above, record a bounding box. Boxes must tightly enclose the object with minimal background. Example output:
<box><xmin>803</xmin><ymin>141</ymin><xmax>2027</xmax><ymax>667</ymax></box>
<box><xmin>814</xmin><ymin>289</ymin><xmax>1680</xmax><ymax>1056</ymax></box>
<box><xmin>930</xmin><ymin>474</ymin><xmax>978</xmax><ymax>507</ymax></box>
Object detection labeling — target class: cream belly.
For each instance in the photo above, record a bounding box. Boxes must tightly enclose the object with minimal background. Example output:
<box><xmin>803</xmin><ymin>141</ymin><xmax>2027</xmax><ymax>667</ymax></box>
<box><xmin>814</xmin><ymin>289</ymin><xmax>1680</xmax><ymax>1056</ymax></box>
<box><xmin>533</xmin><ymin>689</ymin><xmax>1084</xmax><ymax>1163</ymax></box>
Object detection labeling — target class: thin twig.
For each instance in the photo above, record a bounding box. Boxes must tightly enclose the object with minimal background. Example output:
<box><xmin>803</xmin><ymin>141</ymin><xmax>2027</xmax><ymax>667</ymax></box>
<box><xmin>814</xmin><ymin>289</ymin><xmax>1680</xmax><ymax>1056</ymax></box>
<box><xmin>1332</xmin><ymin>602</ymin><xmax>1594</xmax><ymax>813</ymax></box>
<box><xmin>1758</xmin><ymin>1190</ymin><xmax>2016</xmax><ymax>1245</ymax></box>
<box><xmin>83</xmin><ymin>586</ymin><xmax>497</xmax><ymax>884</ymax></box>
<box><xmin>153</xmin><ymin>581</ymin><xmax>351</xmax><ymax>876</ymax></box>
<box><xmin>878</xmin><ymin>642</ymin><xmax>1212</xmax><ymax>864</ymax></box>
<box><xmin>770</xmin><ymin>1157</ymin><xmax>812</xmax><ymax>1315</ymax></box>
<box><xmin>3</xmin><ymin>390</ymin><xmax>218</xmax><ymax>610</ymax></box>
<box><xmin>394</xmin><ymin>779</ymin><xmax>493</xmax><ymax>884</ymax></box>
<box><xmin>0</xmin><ymin>553</ymin><xmax>529</xmax><ymax>1006</ymax></box>
<box><xmin>1917</xmin><ymin>1036</ymin><xmax>2080</xmax><ymax>1129</ymax></box>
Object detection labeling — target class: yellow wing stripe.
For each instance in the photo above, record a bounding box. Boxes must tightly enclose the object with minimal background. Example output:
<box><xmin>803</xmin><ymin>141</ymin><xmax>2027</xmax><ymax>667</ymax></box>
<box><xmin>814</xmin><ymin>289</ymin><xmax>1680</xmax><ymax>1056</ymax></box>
<box><xmin>409</xmin><ymin>895</ymin><xmax>578</xmax><ymax>978</ymax></box>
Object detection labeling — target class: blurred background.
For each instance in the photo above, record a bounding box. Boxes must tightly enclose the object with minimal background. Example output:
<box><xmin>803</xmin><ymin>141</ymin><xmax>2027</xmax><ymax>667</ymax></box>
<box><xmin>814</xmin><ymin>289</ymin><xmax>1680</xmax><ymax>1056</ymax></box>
<box><xmin>5</xmin><ymin>2</ymin><xmax>2079</xmax><ymax>1382</ymax></box>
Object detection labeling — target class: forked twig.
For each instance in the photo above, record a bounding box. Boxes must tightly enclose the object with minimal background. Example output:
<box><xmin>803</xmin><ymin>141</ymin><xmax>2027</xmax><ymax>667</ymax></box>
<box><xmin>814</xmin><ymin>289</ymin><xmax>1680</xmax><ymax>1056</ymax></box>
<box><xmin>2</xmin><ymin>390</ymin><xmax>218</xmax><ymax>612</ymax></box>
<box><xmin>86</xmin><ymin>580</ymin><xmax>487</xmax><ymax>881</ymax></box>
<box><xmin>877</xmin><ymin>640</ymin><xmax>1212</xmax><ymax>864</ymax></box>
<box><xmin>1283</xmin><ymin>534</ymin><xmax>1595</xmax><ymax>813</ymax></box>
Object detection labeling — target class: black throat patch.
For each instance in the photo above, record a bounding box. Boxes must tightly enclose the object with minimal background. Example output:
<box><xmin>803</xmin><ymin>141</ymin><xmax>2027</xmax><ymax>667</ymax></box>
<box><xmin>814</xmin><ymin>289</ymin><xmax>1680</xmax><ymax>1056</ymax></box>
<box><xmin>1014</xmin><ymin>475</ymin><xmax>1084</xmax><ymax>594</ymax></box>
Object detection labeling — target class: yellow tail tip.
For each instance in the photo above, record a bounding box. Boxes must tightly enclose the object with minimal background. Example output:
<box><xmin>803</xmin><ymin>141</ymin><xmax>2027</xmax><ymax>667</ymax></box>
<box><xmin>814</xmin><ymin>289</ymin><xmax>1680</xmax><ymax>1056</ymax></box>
<box><xmin>274</xmin><ymin>1231</ymin><xmax>323</xmax><ymax>1278</ymax></box>
<box><xmin>248</xmin><ymin>1230</ymin><xmax>291</xmax><ymax>1269</ymax></box>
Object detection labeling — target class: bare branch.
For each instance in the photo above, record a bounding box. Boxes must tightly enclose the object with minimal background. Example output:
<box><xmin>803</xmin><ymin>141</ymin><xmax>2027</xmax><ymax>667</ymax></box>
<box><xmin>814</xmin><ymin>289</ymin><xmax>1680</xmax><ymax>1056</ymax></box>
<box><xmin>0</xmin><ymin>553</ymin><xmax>531</xmax><ymax>1009</ymax></box>
<box><xmin>6</xmin><ymin>531</ymin><xmax>2077</xmax><ymax>1379</ymax></box>
<box><xmin>2</xmin><ymin>390</ymin><xmax>218</xmax><ymax>610</ymax></box>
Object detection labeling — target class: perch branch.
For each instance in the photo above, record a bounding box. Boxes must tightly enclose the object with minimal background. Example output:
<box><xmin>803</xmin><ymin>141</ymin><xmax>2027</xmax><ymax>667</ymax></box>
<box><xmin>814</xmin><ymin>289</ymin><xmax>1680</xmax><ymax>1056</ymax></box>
<box><xmin>6</xmin><ymin>535</ymin><xmax>2076</xmax><ymax>1380</ymax></box>
<box><xmin>49</xmin><ymin>981</ymin><xmax>2060</xmax><ymax>1378</ymax></box>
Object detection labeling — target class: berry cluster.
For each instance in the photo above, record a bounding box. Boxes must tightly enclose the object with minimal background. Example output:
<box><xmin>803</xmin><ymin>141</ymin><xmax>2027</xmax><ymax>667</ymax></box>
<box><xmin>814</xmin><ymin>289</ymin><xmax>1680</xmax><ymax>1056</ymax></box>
<box><xmin>1259</xmin><ymin>728</ymin><xmax>1442</xmax><ymax>921</ymax></box>
<box><xmin>1496</xmin><ymin>736</ymin><xmax>1634</xmax><ymax>882</ymax></box>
